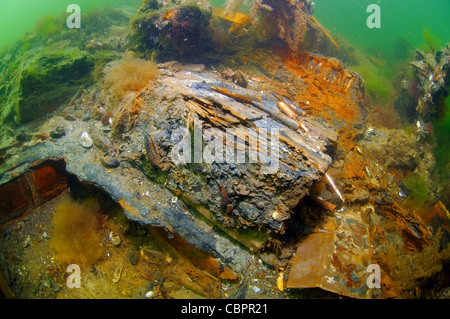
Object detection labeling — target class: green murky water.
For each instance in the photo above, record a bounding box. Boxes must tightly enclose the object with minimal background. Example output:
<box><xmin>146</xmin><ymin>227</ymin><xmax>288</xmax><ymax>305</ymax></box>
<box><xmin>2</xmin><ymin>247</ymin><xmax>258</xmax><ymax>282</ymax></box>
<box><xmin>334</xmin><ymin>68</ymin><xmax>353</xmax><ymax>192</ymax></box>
<box><xmin>3</xmin><ymin>1</ymin><xmax>449</xmax><ymax>52</ymax></box>
<box><xmin>314</xmin><ymin>0</ymin><xmax>450</xmax><ymax>100</ymax></box>
<box><xmin>314</xmin><ymin>0</ymin><xmax>450</xmax><ymax>59</ymax></box>
<box><xmin>0</xmin><ymin>0</ymin><xmax>142</xmax><ymax>48</ymax></box>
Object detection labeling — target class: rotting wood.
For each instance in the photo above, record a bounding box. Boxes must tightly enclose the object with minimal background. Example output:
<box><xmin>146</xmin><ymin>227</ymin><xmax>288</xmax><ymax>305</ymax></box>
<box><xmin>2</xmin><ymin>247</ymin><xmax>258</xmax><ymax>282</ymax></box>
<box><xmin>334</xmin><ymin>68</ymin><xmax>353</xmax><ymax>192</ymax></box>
<box><xmin>148</xmin><ymin>68</ymin><xmax>338</xmax><ymax>232</ymax></box>
<box><xmin>210</xmin><ymin>86</ymin><xmax>254</xmax><ymax>104</ymax></box>
<box><xmin>185</xmin><ymin>99</ymin><xmax>241</xmax><ymax>128</ymax></box>
<box><xmin>302</xmin><ymin>117</ymin><xmax>338</xmax><ymax>143</ymax></box>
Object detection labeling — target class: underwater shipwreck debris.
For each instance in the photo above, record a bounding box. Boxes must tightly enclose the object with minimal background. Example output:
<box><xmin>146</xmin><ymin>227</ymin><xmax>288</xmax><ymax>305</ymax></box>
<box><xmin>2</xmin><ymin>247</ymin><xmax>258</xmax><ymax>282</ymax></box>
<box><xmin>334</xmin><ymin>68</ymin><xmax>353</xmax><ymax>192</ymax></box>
<box><xmin>286</xmin><ymin>211</ymin><xmax>372</xmax><ymax>298</ymax></box>
<box><xmin>0</xmin><ymin>38</ymin><xmax>364</xmax><ymax>253</ymax></box>
<box><xmin>0</xmin><ymin>49</ymin><xmax>351</xmax><ymax>259</ymax></box>
<box><xmin>224</xmin><ymin>0</ymin><xmax>312</xmax><ymax>49</ymax></box>
<box><xmin>0</xmin><ymin>161</ymin><xmax>69</xmax><ymax>224</ymax></box>
<box><xmin>161</xmin><ymin>68</ymin><xmax>337</xmax><ymax>233</ymax></box>
<box><xmin>2</xmin><ymin>1</ymin><xmax>448</xmax><ymax>298</ymax></box>
<box><xmin>302</xmin><ymin>54</ymin><xmax>358</xmax><ymax>95</ymax></box>
<box><xmin>212</xmin><ymin>7</ymin><xmax>252</xmax><ymax>35</ymax></box>
<box><xmin>273</xmin><ymin>93</ymin><xmax>305</xmax><ymax>117</ymax></box>
<box><xmin>285</xmin><ymin>197</ymin><xmax>450</xmax><ymax>298</ymax></box>
<box><xmin>210</xmin><ymin>86</ymin><xmax>254</xmax><ymax>104</ymax></box>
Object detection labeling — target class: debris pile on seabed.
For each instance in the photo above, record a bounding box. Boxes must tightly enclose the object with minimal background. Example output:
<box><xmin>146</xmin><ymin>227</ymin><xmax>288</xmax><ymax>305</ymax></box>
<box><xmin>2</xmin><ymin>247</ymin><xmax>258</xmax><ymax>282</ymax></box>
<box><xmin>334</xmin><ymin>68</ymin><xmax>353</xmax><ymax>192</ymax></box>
<box><xmin>0</xmin><ymin>0</ymin><xmax>448</xmax><ymax>299</ymax></box>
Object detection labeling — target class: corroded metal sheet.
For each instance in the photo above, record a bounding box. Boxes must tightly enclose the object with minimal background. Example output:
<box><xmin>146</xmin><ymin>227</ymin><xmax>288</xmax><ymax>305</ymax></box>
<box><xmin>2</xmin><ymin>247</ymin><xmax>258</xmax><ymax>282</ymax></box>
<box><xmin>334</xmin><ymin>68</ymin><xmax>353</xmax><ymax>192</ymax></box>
<box><xmin>0</xmin><ymin>161</ymin><xmax>68</xmax><ymax>223</ymax></box>
<box><xmin>286</xmin><ymin>210</ymin><xmax>372</xmax><ymax>298</ymax></box>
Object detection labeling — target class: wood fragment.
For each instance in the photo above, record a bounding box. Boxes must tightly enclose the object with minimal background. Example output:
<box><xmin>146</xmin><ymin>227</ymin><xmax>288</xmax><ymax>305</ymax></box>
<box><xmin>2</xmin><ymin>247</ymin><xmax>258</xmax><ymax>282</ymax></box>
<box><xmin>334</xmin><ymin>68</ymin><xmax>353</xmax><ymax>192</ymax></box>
<box><xmin>210</xmin><ymin>86</ymin><xmax>254</xmax><ymax>104</ymax></box>
<box><xmin>192</xmin><ymin>96</ymin><xmax>214</xmax><ymax>106</ymax></box>
<box><xmin>185</xmin><ymin>98</ymin><xmax>241</xmax><ymax>127</ymax></box>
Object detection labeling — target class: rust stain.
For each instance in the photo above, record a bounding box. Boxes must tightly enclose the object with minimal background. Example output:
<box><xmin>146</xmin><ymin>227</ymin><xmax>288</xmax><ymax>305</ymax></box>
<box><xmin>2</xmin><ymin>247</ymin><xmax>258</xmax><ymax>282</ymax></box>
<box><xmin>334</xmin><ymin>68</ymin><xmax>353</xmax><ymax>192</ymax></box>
<box><xmin>118</xmin><ymin>199</ymin><xmax>140</xmax><ymax>216</ymax></box>
<box><xmin>0</xmin><ymin>161</ymin><xmax>69</xmax><ymax>222</ymax></box>
<box><xmin>342</xmin><ymin>153</ymin><xmax>368</xmax><ymax>180</ymax></box>
<box><xmin>28</xmin><ymin>163</ymin><xmax>68</xmax><ymax>201</ymax></box>
<box><xmin>331</xmin><ymin>253</ymin><xmax>342</xmax><ymax>271</ymax></box>
<box><xmin>331</xmin><ymin>254</ymin><xmax>362</xmax><ymax>289</ymax></box>
<box><xmin>279</xmin><ymin>51</ymin><xmax>362</xmax><ymax>128</ymax></box>
<box><xmin>349</xmin><ymin>224</ymin><xmax>367</xmax><ymax>246</ymax></box>
<box><xmin>379</xmin><ymin>201</ymin><xmax>433</xmax><ymax>251</ymax></box>
<box><xmin>0</xmin><ymin>176</ymin><xmax>33</xmax><ymax>218</ymax></box>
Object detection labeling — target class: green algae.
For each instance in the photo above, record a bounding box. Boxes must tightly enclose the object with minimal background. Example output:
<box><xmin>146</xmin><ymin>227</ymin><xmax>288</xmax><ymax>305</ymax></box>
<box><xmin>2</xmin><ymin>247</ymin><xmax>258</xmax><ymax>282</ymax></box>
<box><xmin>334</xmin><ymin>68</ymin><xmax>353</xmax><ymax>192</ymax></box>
<box><xmin>421</xmin><ymin>27</ymin><xmax>443</xmax><ymax>53</ymax></box>
<box><xmin>34</xmin><ymin>14</ymin><xmax>61</xmax><ymax>36</ymax></box>
<box><xmin>403</xmin><ymin>173</ymin><xmax>430</xmax><ymax>207</ymax></box>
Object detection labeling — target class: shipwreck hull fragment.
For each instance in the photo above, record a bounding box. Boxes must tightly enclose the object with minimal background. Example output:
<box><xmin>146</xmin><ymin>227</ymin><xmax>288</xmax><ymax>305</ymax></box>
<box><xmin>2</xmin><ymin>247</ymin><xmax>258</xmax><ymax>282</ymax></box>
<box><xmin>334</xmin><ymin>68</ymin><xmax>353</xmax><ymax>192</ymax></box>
<box><xmin>0</xmin><ymin>46</ymin><xmax>367</xmax><ymax>289</ymax></box>
<box><xmin>139</xmin><ymin>68</ymin><xmax>337</xmax><ymax>233</ymax></box>
<box><xmin>286</xmin><ymin>210</ymin><xmax>373</xmax><ymax>299</ymax></box>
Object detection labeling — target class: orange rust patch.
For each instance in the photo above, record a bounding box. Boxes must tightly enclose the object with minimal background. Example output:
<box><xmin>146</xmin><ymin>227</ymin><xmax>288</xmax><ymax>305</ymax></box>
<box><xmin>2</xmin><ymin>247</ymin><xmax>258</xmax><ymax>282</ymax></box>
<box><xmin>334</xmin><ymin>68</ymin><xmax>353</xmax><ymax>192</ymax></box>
<box><xmin>331</xmin><ymin>254</ymin><xmax>362</xmax><ymax>289</ymax></box>
<box><xmin>0</xmin><ymin>161</ymin><xmax>69</xmax><ymax>222</ymax></box>
<box><xmin>28</xmin><ymin>163</ymin><xmax>68</xmax><ymax>202</ymax></box>
<box><xmin>280</xmin><ymin>51</ymin><xmax>362</xmax><ymax>128</ymax></box>
<box><xmin>371</xmin><ymin>225</ymin><xmax>386</xmax><ymax>245</ymax></box>
<box><xmin>341</xmin><ymin>153</ymin><xmax>367</xmax><ymax>180</ymax></box>
<box><xmin>339</xmin><ymin>129</ymin><xmax>359</xmax><ymax>152</ymax></box>
<box><xmin>0</xmin><ymin>176</ymin><xmax>33</xmax><ymax>220</ymax></box>
<box><xmin>428</xmin><ymin>201</ymin><xmax>449</xmax><ymax>225</ymax></box>
<box><xmin>118</xmin><ymin>199</ymin><xmax>140</xmax><ymax>216</ymax></box>
<box><xmin>379</xmin><ymin>201</ymin><xmax>433</xmax><ymax>250</ymax></box>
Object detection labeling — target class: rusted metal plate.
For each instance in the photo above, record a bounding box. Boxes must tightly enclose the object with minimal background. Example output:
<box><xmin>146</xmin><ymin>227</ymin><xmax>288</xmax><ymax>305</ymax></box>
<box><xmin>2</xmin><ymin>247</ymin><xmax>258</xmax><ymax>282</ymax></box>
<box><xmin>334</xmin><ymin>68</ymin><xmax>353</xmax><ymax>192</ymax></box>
<box><xmin>0</xmin><ymin>175</ymin><xmax>34</xmax><ymax>223</ymax></box>
<box><xmin>28</xmin><ymin>162</ymin><xmax>68</xmax><ymax>202</ymax></box>
<box><xmin>286</xmin><ymin>210</ymin><xmax>372</xmax><ymax>298</ymax></box>
<box><xmin>286</xmin><ymin>217</ymin><xmax>337</xmax><ymax>288</ymax></box>
<box><xmin>0</xmin><ymin>161</ymin><xmax>68</xmax><ymax>224</ymax></box>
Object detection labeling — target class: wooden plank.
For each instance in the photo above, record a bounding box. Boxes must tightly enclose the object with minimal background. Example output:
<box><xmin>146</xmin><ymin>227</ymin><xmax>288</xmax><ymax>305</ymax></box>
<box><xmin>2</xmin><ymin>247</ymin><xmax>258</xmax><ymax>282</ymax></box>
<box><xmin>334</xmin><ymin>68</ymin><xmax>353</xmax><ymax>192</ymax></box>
<box><xmin>279</xmin><ymin>129</ymin><xmax>330</xmax><ymax>170</ymax></box>
<box><xmin>302</xmin><ymin>117</ymin><xmax>338</xmax><ymax>143</ymax></box>
<box><xmin>209</xmin><ymin>95</ymin><xmax>266</xmax><ymax>121</ymax></box>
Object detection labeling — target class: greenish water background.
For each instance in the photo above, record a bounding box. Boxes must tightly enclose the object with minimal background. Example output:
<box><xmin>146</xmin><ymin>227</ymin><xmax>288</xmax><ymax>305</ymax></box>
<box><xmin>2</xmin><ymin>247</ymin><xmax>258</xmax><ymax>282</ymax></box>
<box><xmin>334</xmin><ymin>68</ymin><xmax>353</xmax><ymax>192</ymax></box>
<box><xmin>313</xmin><ymin>0</ymin><xmax>450</xmax><ymax>60</ymax></box>
<box><xmin>0</xmin><ymin>0</ymin><xmax>141</xmax><ymax>48</ymax></box>
<box><xmin>2</xmin><ymin>0</ymin><xmax>449</xmax><ymax>56</ymax></box>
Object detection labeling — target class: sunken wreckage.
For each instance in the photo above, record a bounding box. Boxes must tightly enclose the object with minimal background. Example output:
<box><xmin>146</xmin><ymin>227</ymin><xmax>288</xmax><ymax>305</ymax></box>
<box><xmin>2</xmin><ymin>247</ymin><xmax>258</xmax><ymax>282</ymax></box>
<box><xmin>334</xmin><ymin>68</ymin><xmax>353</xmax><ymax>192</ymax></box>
<box><xmin>0</xmin><ymin>1</ymin><xmax>449</xmax><ymax>299</ymax></box>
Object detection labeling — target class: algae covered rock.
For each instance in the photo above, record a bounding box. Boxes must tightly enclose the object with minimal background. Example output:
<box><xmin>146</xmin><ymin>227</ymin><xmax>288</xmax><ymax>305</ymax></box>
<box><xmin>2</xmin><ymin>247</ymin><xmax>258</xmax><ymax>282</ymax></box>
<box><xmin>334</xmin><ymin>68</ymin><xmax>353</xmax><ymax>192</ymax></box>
<box><xmin>0</xmin><ymin>47</ymin><xmax>94</xmax><ymax>125</ymax></box>
<box><xmin>130</xmin><ymin>4</ymin><xmax>213</xmax><ymax>62</ymax></box>
<box><xmin>0</xmin><ymin>6</ymin><xmax>134</xmax><ymax>128</ymax></box>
